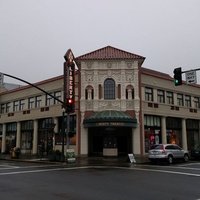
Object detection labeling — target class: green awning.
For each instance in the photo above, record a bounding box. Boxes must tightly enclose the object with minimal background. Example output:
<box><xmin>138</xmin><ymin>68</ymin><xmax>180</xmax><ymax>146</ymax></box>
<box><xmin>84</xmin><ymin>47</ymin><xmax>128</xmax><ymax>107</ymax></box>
<box><xmin>83</xmin><ymin>110</ymin><xmax>137</xmax><ymax>128</ymax></box>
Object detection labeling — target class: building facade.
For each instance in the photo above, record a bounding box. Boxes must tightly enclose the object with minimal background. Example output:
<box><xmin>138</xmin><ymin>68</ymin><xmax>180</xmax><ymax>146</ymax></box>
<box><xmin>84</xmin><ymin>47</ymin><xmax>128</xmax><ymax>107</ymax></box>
<box><xmin>0</xmin><ymin>46</ymin><xmax>200</xmax><ymax>157</ymax></box>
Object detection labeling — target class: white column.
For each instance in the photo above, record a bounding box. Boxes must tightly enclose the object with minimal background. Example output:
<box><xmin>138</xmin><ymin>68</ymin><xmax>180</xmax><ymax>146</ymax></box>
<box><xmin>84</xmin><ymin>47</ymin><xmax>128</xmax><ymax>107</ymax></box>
<box><xmin>32</xmin><ymin>120</ymin><xmax>38</xmax><ymax>154</ymax></box>
<box><xmin>16</xmin><ymin>122</ymin><xmax>21</xmax><ymax>148</ymax></box>
<box><xmin>1</xmin><ymin>124</ymin><xmax>6</xmax><ymax>153</ymax></box>
<box><xmin>182</xmin><ymin>118</ymin><xmax>188</xmax><ymax>150</ymax></box>
<box><xmin>161</xmin><ymin>117</ymin><xmax>167</xmax><ymax>144</ymax></box>
<box><xmin>80</xmin><ymin>112</ymin><xmax>88</xmax><ymax>155</ymax></box>
<box><xmin>133</xmin><ymin>127</ymin><xmax>141</xmax><ymax>154</ymax></box>
<box><xmin>133</xmin><ymin>111</ymin><xmax>141</xmax><ymax>154</ymax></box>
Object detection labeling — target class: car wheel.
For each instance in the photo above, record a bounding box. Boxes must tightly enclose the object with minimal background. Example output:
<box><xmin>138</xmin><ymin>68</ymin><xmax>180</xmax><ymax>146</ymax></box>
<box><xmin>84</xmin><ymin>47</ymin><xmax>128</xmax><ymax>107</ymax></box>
<box><xmin>183</xmin><ymin>154</ymin><xmax>189</xmax><ymax>162</ymax></box>
<box><xmin>168</xmin><ymin>155</ymin><xmax>173</xmax><ymax>164</ymax></box>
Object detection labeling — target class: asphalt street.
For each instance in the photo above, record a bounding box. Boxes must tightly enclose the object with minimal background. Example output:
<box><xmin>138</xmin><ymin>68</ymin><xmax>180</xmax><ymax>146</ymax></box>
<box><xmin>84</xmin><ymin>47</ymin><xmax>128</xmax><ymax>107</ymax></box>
<box><xmin>0</xmin><ymin>160</ymin><xmax>200</xmax><ymax>200</ymax></box>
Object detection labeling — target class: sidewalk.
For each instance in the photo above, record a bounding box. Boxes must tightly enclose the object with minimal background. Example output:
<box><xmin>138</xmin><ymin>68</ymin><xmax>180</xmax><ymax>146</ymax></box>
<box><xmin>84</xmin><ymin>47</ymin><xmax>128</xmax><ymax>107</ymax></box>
<box><xmin>0</xmin><ymin>153</ymin><xmax>150</xmax><ymax>167</ymax></box>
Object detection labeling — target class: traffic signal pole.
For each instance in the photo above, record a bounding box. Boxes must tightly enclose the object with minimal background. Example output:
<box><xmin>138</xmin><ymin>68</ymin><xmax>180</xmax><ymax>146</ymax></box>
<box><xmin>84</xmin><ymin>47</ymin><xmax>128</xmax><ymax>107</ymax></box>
<box><xmin>0</xmin><ymin>72</ymin><xmax>64</xmax><ymax>105</ymax></box>
<box><xmin>182</xmin><ymin>68</ymin><xmax>200</xmax><ymax>73</ymax></box>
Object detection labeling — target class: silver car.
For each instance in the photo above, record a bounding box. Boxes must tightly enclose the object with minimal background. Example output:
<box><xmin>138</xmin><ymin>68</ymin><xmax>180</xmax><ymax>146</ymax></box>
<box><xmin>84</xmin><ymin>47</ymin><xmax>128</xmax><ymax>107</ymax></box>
<box><xmin>148</xmin><ymin>144</ymin><xmax>189</xmax><ymax>164</ymax></box>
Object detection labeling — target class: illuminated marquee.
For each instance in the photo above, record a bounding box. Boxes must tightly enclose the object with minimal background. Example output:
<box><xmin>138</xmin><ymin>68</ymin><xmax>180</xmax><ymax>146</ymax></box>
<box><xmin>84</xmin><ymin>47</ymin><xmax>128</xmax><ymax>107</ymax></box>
<box><xmin>64</xmin><ymin>49</ymin><xmax>75</xmax><ymax>113</ymax></box>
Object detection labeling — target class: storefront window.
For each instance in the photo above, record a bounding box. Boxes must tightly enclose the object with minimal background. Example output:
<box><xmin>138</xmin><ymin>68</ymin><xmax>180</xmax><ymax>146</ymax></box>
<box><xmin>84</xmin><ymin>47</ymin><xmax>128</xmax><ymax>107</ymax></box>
<box><xmin>144</xmin><ymin>115</ymin><xmax>161</xmax><ymax>152</ymax></box>
<box><xmin>6</xmin><ymin>123</ymin><xmax>17</xmax><ymax>153</ymax></box>
<box><xmin>166</xmin><ymin>117</ymin><xmax>182</xmax><ymax>146</ymax></box>
<box><xmin>21</xmin><ymin>121</ymin><xmax>33</xmax><ymax>151</ymax></box>
<box><xmin>38</xmin><ymin>118</ymin><xmax>55</xmax><ymax>154</ymax></box>
<box><xmin>186</xmin><ymin>119</ymin><xmax>199</xmax><ymax>150</ymax></box>
<box><xmin>167</xmin><ymin>130</ymin><xmax>181</xmax><ymax>145</ymax></box>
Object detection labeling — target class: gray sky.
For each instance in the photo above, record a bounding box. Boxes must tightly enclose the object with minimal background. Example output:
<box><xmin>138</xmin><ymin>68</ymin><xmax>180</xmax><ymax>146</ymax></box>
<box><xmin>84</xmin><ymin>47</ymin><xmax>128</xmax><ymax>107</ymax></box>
<box><xmin>1</xmin><ymin>0</ymin><xmax>200</xmax><ymax>84</ymax></box>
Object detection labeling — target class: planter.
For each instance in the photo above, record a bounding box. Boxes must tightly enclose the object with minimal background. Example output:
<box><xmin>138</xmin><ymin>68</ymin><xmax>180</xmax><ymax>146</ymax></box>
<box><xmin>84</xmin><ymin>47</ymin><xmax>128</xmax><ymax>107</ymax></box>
<box><xmin>66</xmin><ymin>149</ymin><xmax>76</xmax><ymax>163</ymax></box>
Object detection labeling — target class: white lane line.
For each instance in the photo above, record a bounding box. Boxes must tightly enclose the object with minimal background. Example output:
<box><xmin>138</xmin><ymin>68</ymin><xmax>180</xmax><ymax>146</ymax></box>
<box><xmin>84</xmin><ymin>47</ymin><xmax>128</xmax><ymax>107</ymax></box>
<box><xmin>0</xmin><ymin>166</ymin><xmax>88</xmax><ymax>176</ymax></box>
<box><xmin>126</xmin><ymin>166</ymin><xmax>200</xmax><ymax>177</ymax></box>
<box><xmin>141</xmin><ymin>165</ymin><xmax>200</xmax><ymax>171</ymax></box>
<box><xmin>0</xmin><ymin>164</ymin><xmax>19</xmax><ymax>169</ymax></box>
<box><xmin>179</xmin><ymin>162</ymin><xmax>200</xmax><ymax>167</ymax></box>
<box><xmin>0</xmin><ymin>164</ymin><xmax>59</xmax><ymax>170</ymax></box>
<box><xmin>0</xmin><ymin>166</ymin><xmax>200</xmax><ymax>177</ymax></box>
<box><xmin>15</xmin><ymin>164</ymin><xmax>61</xmax><ymax>169</ymax></box>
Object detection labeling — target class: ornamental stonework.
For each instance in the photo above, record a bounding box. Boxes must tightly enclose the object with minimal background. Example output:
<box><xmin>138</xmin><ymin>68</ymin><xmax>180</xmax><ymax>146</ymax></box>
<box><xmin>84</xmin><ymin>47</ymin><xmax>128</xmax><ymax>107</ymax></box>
<box><xmin>126</xmin><ymin>71</ymin><xmax>134</xmax><ymax>82</ymax></box>
<box><xmin>85</xmin><ymin>71</ymin><xmax>94</xmax><ymax>82</ymax></box>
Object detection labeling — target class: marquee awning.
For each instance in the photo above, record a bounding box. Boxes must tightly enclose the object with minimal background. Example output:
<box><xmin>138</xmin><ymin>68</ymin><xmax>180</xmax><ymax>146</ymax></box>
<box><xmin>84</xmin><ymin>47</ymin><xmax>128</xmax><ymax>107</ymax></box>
<box><xmin>83</xmin><ymin>110</ymin><xmax>137</xmax><ymax>128</ymax></box>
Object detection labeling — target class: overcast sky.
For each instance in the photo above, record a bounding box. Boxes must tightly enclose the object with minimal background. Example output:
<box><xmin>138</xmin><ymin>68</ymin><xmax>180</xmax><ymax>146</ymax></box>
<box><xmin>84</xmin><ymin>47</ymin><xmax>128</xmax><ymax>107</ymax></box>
<box><xmin>1</xmin><ymin>0</ymin><xmax>200</xmax><ymax>84</ymax></box>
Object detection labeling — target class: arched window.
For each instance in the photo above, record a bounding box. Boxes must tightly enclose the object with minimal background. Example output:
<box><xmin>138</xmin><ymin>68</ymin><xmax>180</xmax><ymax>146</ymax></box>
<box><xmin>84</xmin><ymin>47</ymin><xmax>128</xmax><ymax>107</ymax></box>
<box><xmin>104</xmin><ymin>78</ymin><xmax>115</xmax><ymax>99</ymax></box>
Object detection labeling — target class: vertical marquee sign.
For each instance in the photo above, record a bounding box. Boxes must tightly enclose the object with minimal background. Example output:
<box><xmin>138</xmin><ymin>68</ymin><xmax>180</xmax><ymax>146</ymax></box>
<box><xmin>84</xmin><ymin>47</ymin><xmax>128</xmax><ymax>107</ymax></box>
<box><xmin>64</xmin><ymin>49</ymin><xmax>75</xmax><ymax>113</ymax></box>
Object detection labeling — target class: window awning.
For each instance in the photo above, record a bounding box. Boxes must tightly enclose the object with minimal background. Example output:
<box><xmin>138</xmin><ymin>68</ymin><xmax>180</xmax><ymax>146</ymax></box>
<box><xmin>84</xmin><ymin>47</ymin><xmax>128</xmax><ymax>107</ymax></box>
<box><xmin>83</xmin><ymin>110</ymin><xmax>137</xmax><ymax>128</ymax></box>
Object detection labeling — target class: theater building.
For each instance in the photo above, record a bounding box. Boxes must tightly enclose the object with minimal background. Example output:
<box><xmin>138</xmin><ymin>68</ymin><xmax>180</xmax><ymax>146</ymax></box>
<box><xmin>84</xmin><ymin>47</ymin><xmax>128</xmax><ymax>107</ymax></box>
<box><xmin>0</xmin><ymin>46</ymin><xmax>200</xmax><ymax>157</ymax></box>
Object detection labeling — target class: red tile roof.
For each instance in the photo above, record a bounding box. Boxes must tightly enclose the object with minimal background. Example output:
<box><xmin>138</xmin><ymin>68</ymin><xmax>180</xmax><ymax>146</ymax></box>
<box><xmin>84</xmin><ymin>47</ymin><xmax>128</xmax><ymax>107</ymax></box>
<box><xmin>141</xmin><ymin>67</ymin><xmax>172</xmax><ymax>80</ymax></box>
<box><xmin>76</xmin><ymin>46</ymin><xmax>145</xmax><ymax>63</ymax></box>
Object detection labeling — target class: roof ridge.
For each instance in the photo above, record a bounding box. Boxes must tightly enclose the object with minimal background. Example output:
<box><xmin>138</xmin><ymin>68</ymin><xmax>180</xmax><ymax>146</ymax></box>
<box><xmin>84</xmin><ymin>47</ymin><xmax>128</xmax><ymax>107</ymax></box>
<box><xmin>76</xmin><ymin>45</ymin><xmax>145</xmax><ymax>61</ymax></box>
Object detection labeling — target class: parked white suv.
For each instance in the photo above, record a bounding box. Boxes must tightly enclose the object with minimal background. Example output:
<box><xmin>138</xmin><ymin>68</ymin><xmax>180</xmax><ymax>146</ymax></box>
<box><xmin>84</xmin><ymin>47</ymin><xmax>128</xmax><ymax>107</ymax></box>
<box><xmin>148</xmin><ymin>144</ymin><xmax>189</xmax><ymax>164</ymax></box>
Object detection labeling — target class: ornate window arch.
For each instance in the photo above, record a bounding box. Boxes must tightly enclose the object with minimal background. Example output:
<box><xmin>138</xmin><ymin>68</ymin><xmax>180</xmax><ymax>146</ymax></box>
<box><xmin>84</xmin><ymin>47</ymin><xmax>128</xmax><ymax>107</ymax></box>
<box><xmin>85</xmin><ymin>85</ymin><xmax>94</xmax><ymax>100</ymax></box>
<box><xmin>104</xmin><ymin>78</ymin><xmax>115</xmax><ymax>99</ymax></box>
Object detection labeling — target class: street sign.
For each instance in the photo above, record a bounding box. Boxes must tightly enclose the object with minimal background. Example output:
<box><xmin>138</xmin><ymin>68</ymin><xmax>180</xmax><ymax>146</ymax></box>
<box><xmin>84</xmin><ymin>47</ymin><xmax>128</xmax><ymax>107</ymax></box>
<box><xmin>0</xmin><ymin>73</ymin><xmax>4</xmax><ymax>86</ymax></box>
<box><xmin>185</xmin><ymin>70</ymin><xmax>197</xmax><ymax>84</ymax></box>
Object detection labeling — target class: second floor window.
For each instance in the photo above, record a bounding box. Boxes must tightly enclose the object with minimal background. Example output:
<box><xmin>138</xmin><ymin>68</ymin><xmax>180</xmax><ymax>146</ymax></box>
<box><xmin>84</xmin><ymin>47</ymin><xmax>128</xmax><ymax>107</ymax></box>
<box><xmin>157</xmin><ymin>90</ymin><xmax>165</xmax><ymax>103</ymax></box>
<box><xmin>28</xmin><ymin>97</ymin><xmax>35</xmax><ymax>109</ymax></box>
<box><xmin>166</xmin><ymin>91</ymin><xmax>174</xmax><ymax>104</ymax></box>
<box><xmin>13</xmin><ymin>101</ymin><xmax>19</xmax><ymax>112</ymax></box>
<box><xmin>145</xmin><ymin>87</ymin><xmax>153</xmax><ymax>101</ymax></box>
<box><xmin>46</xmin><ymin>93</ymin><xmax>54</xmax><ymax>106</ymax></box>
<box><xmin>19</xmin><ymin>99</ymin><xmax>25</xmax><ymax>111</ymax></box>
<box><xmin>54</xmin><ymin>91</ymin><xmax>62</xmax><ymax>104</ymax></box>
<box><xmin>104</xmin><ymin>78</ymin><xmax>115</xmax><ymax>100</ymax></box>
<box><xmin>185</xmin><ymin>95</ymin><xmax>191</xmax><ymax>107</ymax></box>
<box><xmin>177</xmin><ymin>93</ymin><xmax>184</xmax><ymax>106</ymax></box>
<box><xmin>6</xmin><ymin>102</ymin><xmax>11</xmax><ymax>113</ymax></box>
<box><xmin>0</xmin><ymin>104</ymin><xmax>5</xmax><ymax>114</ymax></box>
<box><xmin>194</xmin><ymin>97</ymin><xmax>200</xmax><ymax>108</ymax></box>
<box><xmin>36</xmin><ymin>95</ymin><xmax>42</xmax><ymax>108</ymax></box>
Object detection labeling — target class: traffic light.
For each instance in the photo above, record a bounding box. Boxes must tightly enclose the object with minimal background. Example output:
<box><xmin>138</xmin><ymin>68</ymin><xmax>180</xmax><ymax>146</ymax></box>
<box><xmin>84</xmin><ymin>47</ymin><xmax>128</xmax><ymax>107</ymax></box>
<box><xmin>173</xmin><ymin>67</ymin><xmax>182</xmax><ymax>86</ymax></box>
<box><xmin>66</xmin><ymin>98</ymin><xmax>74</xmax><ymax>113</ymax></box>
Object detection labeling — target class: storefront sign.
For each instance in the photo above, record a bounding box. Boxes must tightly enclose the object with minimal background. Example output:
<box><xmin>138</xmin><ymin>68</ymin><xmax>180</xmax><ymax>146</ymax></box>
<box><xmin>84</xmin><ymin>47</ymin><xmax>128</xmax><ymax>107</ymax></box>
<box><xmin>96</xmin><ymin>122</ymin><xmax>126</xmax><ymax>127</ymax></box>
